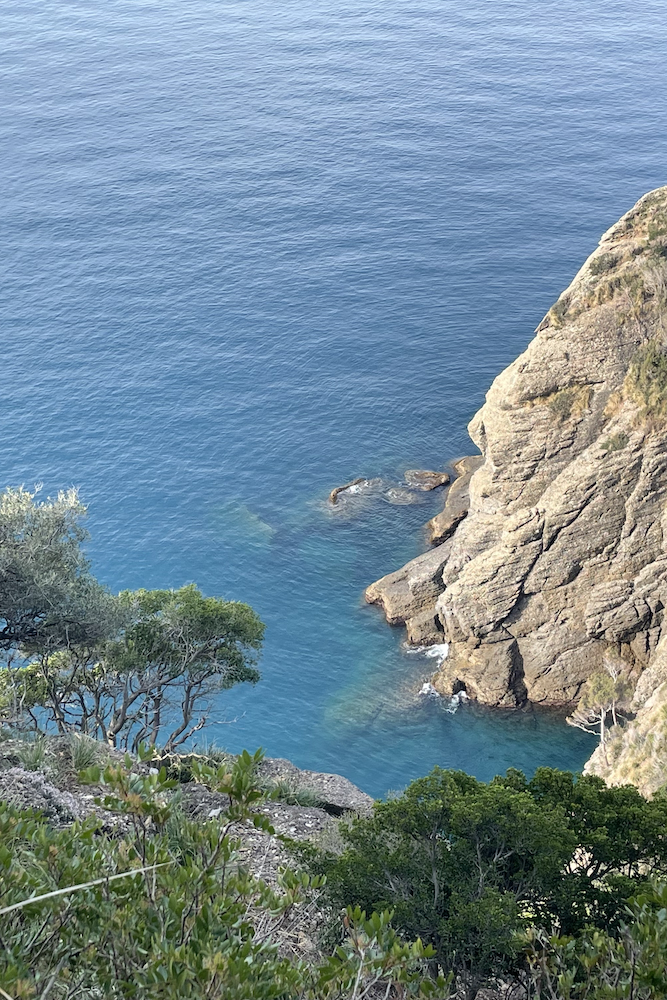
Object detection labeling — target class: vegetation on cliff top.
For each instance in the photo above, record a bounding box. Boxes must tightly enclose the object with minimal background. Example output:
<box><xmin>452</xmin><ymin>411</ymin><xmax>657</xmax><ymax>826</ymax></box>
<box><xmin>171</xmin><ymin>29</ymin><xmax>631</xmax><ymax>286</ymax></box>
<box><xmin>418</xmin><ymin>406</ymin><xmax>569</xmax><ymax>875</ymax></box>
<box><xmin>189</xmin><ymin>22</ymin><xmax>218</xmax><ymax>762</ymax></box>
<box><xmin>3</xmin><ymin>484</ymin><xmax>667</xmax><ymax>996</ymax></box>
<box><xmin>3</xmin><ymin>743</ymin><xmax>667</xmax><ymax>998</ymax></box>
<box><xmin>0</xmin><ymin>748</ymin><xmax>445</xmax><ymax>1000</ymax></box>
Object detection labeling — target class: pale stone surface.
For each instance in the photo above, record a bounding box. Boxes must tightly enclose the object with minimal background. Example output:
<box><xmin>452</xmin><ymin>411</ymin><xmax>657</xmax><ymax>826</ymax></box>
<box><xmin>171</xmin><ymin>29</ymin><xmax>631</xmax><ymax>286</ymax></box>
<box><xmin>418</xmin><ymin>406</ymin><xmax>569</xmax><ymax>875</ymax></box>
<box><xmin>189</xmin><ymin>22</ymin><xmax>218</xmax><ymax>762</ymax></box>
<box><xmin>365</xmin><ymin>540</ymin><xmax>453</xmax><ymax>645</ymax></box>
<box><xmin>368</xmin><ymin>187</ymin><xmax>667</xmax><ymax>712</ymax></box>
<box><xmin>257</xmin><ymin>757</ymin><xmax>374</xmax><ymax>815</ymax></box>
<box><xmin>0</xmin><ymin>767</ymin><xmax>86</xmax><ymax>825</ymax></box>
<box><xmin>426</xmin><ymin>455</ymin><xmax>483</xmax><ymax>544</ymax></box>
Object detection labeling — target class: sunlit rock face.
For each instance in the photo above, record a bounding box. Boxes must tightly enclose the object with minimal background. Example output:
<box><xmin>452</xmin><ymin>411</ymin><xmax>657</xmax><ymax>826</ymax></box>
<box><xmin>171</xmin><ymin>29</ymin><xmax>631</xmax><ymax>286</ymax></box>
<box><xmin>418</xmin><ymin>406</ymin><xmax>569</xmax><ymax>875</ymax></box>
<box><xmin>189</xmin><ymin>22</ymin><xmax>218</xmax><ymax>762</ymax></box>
<box><xmin>368</xmin><ymin>187</ymin><xmax>667</xmax><ymax>709</ymax></box>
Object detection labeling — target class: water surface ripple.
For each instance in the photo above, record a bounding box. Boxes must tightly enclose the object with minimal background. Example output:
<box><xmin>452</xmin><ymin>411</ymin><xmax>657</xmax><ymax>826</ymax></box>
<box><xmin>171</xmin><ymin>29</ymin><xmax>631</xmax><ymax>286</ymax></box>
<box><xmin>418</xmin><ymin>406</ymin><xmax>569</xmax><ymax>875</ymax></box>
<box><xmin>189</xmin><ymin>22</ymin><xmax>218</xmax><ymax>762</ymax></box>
<box><xmin>3</xmin><ymin>0</ymin><xmax>665</xmax><ymax>795</ymax></box>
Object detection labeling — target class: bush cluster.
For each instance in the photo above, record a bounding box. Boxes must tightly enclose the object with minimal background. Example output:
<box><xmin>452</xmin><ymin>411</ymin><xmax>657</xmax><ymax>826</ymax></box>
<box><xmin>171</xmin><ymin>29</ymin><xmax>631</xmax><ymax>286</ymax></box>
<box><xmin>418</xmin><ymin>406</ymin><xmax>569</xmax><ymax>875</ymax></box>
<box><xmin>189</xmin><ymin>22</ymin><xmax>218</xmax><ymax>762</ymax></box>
<box><xmin>302</xmin><ymin>767</ymin><xmax>667</xmax><ymax>998</ymax></box>
<box><xmin>625</xmin><ymin>340</ymin><xmax>667</xmax><ymax>420</ymax></box>
<box><xmin>0</xmin><ymin>749</ymin><xmax>446</xmax><ymax>1000</ymax></box>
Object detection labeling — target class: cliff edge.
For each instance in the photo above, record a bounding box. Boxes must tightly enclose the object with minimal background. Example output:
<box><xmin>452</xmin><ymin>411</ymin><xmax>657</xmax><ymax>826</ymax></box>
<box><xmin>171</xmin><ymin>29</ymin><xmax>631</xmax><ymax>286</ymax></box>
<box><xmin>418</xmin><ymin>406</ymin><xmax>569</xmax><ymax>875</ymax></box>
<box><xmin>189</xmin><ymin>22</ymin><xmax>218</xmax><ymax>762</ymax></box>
<box><xmin>367</xmin><ymin>186</ymin><xmax>667</xmax><ymax>710</ymax></box>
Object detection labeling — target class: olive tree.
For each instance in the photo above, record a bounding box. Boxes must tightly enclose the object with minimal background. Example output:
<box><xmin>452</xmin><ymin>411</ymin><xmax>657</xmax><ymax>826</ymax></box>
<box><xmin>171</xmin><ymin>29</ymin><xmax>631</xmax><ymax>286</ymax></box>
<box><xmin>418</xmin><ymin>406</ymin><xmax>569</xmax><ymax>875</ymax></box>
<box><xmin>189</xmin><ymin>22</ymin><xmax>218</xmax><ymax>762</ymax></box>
<box><xmin>0</xmin><ymin>486</ymin><xmax>265</xmax><ymax>749</ymax></box>
<box><xmin>10</xmin><ymin>586</ymin><xmax>264</xmax><ymax>751</ymax></box>
<box><xmin>0</xmin><ymin>486</ymin><xmax>118</xmax><ymax>653</ymax></box>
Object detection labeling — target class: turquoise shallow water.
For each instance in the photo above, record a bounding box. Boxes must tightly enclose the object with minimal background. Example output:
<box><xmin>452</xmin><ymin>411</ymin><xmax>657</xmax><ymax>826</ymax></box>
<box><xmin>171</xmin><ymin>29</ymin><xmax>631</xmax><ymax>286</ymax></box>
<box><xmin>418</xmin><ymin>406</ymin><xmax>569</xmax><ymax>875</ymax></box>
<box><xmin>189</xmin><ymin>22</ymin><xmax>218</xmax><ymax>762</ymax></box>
<box><xmin>3</xmin><ymin>0</ymin><xmax>666</xmax><ymax>796</ymax></box>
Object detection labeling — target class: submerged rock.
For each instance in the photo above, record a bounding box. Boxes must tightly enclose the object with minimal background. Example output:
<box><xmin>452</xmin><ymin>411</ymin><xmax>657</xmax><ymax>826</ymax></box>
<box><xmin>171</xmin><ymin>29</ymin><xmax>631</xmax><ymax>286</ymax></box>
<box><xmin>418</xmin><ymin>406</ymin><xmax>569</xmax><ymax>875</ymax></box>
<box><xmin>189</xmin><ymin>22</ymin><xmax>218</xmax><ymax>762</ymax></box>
<box><xmin>328</xmin><ymin>477</ymin><xmax>367</xmax><ymax>504</ymax></box>
<box><xmin>368</xmin><ymin>187</ymin><xmax>667</xmax><ymax>715</ymax></box>
<box><xmin>384</xmin><ymin>487</ymin><xmax>422</xmax><ymax>505</ymax></box>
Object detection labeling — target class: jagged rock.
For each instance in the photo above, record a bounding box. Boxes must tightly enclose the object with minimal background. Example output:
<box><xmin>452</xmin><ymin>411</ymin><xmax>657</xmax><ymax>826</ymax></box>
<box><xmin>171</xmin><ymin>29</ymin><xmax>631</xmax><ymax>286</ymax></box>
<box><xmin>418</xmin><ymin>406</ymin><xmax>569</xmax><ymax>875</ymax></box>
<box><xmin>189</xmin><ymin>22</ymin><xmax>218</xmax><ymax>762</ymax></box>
<box><xmin>328</xmin><ymin>477</ymin><xmax>366</xmax><ymax>504</ymax></box>
<box><xmin>403</xmin><ymin>469</ymin><xmax>450</xmax><ymax>490</ymax></box>
<box><xmin>432</xmin><ymin>637</ymin><xmax>527</xmax><ymax>707</ymax></box>
<box><xmin>180</xmin><ymin>757</ymin><xmax>373</xmax><ymax>818</ymax></box>
<box><xmin>365</xmin><ymin>540</ymin><xmax>453</xmax><ymax>645</ymax></box>
<box><xmin>369</xmin><ymin>187</ymin><xmax>667</xmax><ymax>712</ymax></box>
<box><xmin>405</xmin><ymin>607</ymin><xmax>447</xmax><ymax>645</ymax></box>
<box><xmin>0</xmin><ymin>767</ymin><xmax>89</xmax><ymax>825</ymax></box>
<box><xmin>427</xmin><ymin>507</ymin><xmax>468</xmax><ymax>546</ymax></box>
<box><xmin>257</xmin><ymin>757</ymin><xmax>373</xmax><ymax>815</ymax></box>
<box><xmin>426</xmin><ymin>455</ymin><xmax>483</xmax><ymax>545</ymax></box>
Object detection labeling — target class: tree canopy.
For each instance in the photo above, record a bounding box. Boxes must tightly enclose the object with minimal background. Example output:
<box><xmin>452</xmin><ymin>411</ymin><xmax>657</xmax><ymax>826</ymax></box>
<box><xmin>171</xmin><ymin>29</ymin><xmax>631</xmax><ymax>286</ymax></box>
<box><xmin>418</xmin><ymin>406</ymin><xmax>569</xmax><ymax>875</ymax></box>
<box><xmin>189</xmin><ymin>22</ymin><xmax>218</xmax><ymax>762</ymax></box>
<box><xmin>0</xmin><ymin>486</ymin><xmax>118</xmax><ymax>652</ymax></box>
<box><xmin>305</xmin><ymin>766</ymin><xmax>667</xmax><ymax>997</ymax></box>
<box><xmin>0</xmin><ymin>487</ymin><xmax>264</xmax><ymax>748</ymax></box>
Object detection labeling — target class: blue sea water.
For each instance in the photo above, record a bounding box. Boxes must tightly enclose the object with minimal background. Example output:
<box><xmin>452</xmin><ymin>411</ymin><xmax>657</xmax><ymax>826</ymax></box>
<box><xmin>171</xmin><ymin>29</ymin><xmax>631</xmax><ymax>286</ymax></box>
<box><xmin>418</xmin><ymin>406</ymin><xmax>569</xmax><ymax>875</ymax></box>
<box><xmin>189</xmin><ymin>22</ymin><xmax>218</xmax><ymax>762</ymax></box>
<box><xmin>2</xmin><ymin>0</ymin><xmax>666</xmax><ymax>797</ymax></box>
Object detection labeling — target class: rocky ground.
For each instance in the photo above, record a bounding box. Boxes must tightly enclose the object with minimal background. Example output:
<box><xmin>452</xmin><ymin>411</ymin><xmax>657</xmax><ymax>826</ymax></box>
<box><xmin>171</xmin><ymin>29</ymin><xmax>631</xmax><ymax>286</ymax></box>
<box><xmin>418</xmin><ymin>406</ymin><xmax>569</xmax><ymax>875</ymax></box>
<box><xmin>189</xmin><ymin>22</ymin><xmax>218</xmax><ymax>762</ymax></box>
<box><xmin>0</xmin><ymin>731</ymin><xmax>373</xmax><ymax>959</ymax></box>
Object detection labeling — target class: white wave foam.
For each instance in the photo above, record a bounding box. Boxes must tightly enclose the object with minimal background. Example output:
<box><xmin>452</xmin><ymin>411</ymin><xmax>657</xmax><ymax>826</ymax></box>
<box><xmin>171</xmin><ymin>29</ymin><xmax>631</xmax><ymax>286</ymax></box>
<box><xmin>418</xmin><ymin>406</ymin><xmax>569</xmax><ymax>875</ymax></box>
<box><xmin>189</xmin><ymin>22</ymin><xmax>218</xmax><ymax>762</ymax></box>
<box><xmin>442</xmin><ymin>690</ymin><xmax>469</xmax><ymax>714</ymax></box>
<box><xmin>423</xmin><ymin>642</ymin><xmax>449</xmax><ymax>661</ymax></box>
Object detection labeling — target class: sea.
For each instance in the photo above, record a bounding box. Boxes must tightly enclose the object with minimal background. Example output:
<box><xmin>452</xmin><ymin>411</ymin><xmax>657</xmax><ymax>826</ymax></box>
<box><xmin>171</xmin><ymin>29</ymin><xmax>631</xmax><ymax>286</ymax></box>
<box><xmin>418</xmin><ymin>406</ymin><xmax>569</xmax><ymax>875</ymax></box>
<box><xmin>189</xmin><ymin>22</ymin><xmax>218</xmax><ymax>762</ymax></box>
<box><xmin>3</xmin><ymin>0</ymin><xmax>666</xmax><ymax>797</ymax></box>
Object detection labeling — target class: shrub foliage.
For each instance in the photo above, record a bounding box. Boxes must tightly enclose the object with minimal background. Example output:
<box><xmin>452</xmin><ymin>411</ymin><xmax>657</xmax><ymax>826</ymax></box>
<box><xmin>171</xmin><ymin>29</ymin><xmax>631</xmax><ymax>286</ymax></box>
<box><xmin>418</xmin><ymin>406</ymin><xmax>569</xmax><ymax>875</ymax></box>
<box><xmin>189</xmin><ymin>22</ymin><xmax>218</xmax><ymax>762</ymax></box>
<box><xmin>304</xmin><ymin>767</ymin><xmax>667</xmax><ymax>997</ymax></box>
<box><xmin>0</xmin><ymin>749</ymin><xmax>445</xmax><ymax>1000</ymax></box>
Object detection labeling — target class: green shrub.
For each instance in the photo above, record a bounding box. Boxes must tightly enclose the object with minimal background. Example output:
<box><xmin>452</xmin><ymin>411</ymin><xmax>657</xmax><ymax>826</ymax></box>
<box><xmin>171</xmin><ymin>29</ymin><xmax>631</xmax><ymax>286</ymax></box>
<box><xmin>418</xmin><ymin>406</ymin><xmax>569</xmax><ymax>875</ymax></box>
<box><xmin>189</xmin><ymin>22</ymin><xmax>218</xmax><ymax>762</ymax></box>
<box><xmin>0</xmin><ymin>748</ymin><xmax>442</xmax><ymax>1000</ymax></box>
<box><xmin>16</xmin><ymin>734</ymin><xmax>47</xmax><ymax>771</ymax></box>
<box><xmin>589</xmin><ymin>253</ymin><xmax>618</xmax><ymax>275</ymax></box>
<box><xmin>601</xmin><ymin>432</ymin><xmax>629</xmax><ymax>452</ymax></box>
<box><xmin>547</xmin><ymin>385</ymin><xmax>591</xmax><ymax>422</ymax></box>
<box><xmin>625</xmin><ymin>340</ymin><xmax>667</xmax><ymax>420</ymax></box>
<box><xmin>548</xmin><ymin>296</ymin><xmax>570</xmax><ymax>326</ymax></box>
<box><xmin>524</xmin><ymin>881</ymin><xmax>667</xmax><ymax>999</ymax></box>
<box><xmin>304</xmin><ymin>767</ymin><xmax>667</xmax><ymax>997</ymax></box>
<box><xmin>549</xmin><ymin>389</ymin><xmax>576</xmax><ymax>420</ymax></box>
<box><xmin>68</xmin><ymin>732</ymin><xmax>103</xmax><ymax>770</ymax></box>
<box><xmin>267</xmin><ymin>778</ymin><xmax>325</xmax><ymax>809</ymax></box>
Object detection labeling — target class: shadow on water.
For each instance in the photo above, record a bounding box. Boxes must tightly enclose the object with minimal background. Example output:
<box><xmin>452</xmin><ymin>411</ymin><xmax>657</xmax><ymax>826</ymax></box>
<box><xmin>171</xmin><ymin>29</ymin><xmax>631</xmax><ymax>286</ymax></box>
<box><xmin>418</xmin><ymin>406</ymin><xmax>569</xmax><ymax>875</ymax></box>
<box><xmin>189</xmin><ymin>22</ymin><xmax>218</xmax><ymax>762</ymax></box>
<box><xmin>317</xmin><ymin>640</ymin><xmax>597</xmax><ymax>797</ymax></box>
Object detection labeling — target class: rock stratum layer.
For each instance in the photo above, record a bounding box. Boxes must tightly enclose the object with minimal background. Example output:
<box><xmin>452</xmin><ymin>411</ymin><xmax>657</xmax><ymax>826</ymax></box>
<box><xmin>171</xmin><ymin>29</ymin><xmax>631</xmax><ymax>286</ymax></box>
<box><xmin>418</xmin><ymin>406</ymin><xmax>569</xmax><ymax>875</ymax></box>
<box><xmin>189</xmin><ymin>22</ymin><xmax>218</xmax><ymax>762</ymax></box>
<box><xmin>367</xmin><ymin>187</ymin><xmax>667</xmax><ymax>710</ymax></box>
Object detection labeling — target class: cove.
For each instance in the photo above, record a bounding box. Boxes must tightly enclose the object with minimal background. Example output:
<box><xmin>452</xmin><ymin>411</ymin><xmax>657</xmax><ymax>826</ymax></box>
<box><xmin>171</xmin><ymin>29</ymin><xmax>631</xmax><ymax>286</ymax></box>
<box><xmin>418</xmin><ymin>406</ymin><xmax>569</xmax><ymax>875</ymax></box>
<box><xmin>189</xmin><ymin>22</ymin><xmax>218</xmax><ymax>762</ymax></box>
<box><xmin>3</xmin><ymin>0</ymin><xmax>666</xmax><ymax>796</ymax></box>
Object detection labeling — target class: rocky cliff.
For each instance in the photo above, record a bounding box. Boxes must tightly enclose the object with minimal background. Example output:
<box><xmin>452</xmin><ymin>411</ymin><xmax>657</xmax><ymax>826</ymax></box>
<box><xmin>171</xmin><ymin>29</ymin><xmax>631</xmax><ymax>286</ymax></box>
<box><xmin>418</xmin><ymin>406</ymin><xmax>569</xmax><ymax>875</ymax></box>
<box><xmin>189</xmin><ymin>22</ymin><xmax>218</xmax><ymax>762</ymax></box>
<box><xmin>584</xmin><ymin>632</ymin><xmax>667</xmax><ymax>795</ymax></box>
<box><xmin>367</xmin><ymin>186</ymin><xmax>667</xmax><ymax>710</ymax></box>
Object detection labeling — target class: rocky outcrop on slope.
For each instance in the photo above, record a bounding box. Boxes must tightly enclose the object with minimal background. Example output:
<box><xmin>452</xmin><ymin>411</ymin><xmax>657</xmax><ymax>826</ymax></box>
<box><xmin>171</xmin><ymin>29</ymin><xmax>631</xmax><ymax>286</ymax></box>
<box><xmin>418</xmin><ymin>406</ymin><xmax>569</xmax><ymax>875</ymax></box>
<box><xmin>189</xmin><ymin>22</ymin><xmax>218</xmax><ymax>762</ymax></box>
<box><xmin>584</xmin><ymin>633</ymin><xmax>667</xmax><ymax>795</ymax></box>
<box><xmin>256</xmin><ymin>756</ymin><xmax>373</xmax><ymax>815</ymax></box>
<box><xmin>0</xmin><ymin>766</ymin><xmax>89</xmax><ymax>824</ymax></box>
<box><xmin>0</xmin><ymin>740</ymin><xmax>367</xmax><ymax>963</ymax></box>
<box><xmin>0</xmin><ymin>738</ymin><xmax>371</xmax><ymax>865</ymax></box>
<box><xmin>368</xmin><ymin>187</ymin><xmax>667</xmax><ymax>708</ymax></box>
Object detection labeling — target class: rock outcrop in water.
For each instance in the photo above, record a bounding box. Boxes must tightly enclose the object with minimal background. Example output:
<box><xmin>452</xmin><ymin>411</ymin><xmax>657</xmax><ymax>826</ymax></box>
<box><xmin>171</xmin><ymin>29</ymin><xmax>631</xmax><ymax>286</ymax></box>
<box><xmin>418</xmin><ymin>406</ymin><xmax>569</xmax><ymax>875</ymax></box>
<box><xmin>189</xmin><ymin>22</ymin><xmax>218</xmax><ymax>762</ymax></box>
<box><xmin>367</xmin><ymin>187</ymin><xmax>667</xmax><ymax>710</ymax></box>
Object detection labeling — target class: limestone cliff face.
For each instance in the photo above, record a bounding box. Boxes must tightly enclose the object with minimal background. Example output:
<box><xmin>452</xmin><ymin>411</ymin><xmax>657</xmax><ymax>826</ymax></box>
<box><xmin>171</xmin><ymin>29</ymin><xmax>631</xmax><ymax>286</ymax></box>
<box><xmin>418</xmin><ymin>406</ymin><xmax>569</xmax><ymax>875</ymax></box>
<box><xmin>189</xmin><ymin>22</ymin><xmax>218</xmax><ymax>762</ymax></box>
<box><xmin>367</xmin><ymin>187</ymin><xmax>667</xmax><ymax>708</ymax></box>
